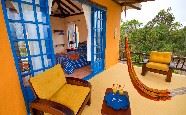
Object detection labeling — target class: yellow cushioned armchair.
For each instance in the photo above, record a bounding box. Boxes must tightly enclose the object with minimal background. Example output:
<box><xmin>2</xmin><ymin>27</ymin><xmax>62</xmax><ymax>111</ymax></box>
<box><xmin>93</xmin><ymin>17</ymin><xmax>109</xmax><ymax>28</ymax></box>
<box><xmin>141</xmin><ymin>51</ymin><xmax>173</xmax><ymax>82</ymax></box>
<box><xmin>29</xmin><ymin>64</ymin><xmax>91</xmax><ymax>115</ymax></box>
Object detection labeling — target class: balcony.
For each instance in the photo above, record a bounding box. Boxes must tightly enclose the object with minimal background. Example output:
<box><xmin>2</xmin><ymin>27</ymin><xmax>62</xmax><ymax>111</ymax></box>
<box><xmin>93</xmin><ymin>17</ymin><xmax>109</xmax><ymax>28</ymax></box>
<box><xmin>82</xmin><ymin>63</ymin><xmax>186</xmax><ymax>115</ymax></box>
<box><xmin>119</xmin><ymin>51</ymin><xmax>186</xmax><ymax>75</ymax></box>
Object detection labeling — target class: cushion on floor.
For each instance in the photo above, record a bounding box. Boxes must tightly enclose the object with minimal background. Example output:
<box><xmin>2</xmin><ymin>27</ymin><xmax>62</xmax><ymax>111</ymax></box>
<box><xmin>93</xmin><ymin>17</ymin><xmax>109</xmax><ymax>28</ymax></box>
<box><xmin>50</xmin><ymin>84</ymin><xmax>90</xmax><ymax>114</ymax></box>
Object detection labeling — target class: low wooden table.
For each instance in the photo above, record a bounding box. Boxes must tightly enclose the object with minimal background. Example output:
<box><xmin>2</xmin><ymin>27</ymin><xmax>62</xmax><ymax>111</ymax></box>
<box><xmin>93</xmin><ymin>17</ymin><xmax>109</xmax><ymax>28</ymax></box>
<box><xmin>101</xmin><ymin>88</ymin><xmax>131</xmax><ymax>115</ymax></box>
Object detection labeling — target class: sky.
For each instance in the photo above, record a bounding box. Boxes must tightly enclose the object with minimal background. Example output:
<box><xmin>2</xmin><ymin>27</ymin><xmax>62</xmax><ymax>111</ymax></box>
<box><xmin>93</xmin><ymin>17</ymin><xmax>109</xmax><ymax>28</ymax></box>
<box><xmin>121</xmin><ymin>0</ymin><xmax>186</xmax><ymax>27</ymax></box>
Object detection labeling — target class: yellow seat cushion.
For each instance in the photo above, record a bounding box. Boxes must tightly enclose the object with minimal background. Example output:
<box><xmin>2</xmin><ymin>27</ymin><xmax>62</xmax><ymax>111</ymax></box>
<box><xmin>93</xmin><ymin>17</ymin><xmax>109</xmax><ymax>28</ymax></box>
<box><xmin>50</xmin><ymin>84</ymin><xmax>90</xmax><ymax>114</ymax></box>
<box><xmin>146</xmin><ymin>62</ymin><xmax>169</xmax><ymax>71</ymax></box>
<box><xmin>149</xmin><ymin>51</ymin><xmax>172</xmax><ymax>64</ymax></box>
<box><xmin>30</xmin><ymin>64</ymin><xmax>66</xmax><ymax>99</ymax></box>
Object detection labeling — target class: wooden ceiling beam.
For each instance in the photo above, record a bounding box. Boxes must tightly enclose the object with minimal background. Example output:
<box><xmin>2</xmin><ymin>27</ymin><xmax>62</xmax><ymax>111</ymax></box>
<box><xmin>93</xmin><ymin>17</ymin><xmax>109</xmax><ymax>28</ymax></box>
<box><xmin>121</xmin><ymin>2</ymin><xmax>141</xmax><ymax>6</ymax></box>
<box><xmin>58</xmin><ymin>0</ymin><xmax>75</xmax><ymax>13</ymax></box>
<box><xmin>54</xmin><ymin>0</ymin><xmax>64</xmax><ymax>15</ymax></box>
<box><xmin>64</xmin><ymin>12</ymin><xmax>84</xmax><ymax>18</ymax></box>
<box><xmin>50</xmin><ymin>14</ymin><xmax>65</xmax><ymax>18</ymax></box>
<box><xmin>61</xmin><ymin>5</ymin><xmax>71</xmax><ymax>15</ymax></box>
<box><xmin>128</xmin><ymin>4</ymin><xmax>141</xmax><ymax>10</ymax></box>
<box><xmin>55</xmin><ymin>0</ymin><xmax>70</xmax><ymax>16</ymax></box>
<box><xmin>112</xmin><ymin>0</ymin><xmax>122</xmax><ymax>6</ymax></box>
<box><xmin>65</xmin><ymin>0</ymin><xmax>81</xmax><ymax>12</ymax></box>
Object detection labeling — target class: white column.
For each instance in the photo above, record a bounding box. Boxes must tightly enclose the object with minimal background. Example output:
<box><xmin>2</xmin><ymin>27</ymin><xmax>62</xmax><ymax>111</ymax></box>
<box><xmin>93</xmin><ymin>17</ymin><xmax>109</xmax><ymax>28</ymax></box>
<box><xmin>82</xmin><ymin>4</ymin><xmax>91</xmax><ymax>61</ymax></box>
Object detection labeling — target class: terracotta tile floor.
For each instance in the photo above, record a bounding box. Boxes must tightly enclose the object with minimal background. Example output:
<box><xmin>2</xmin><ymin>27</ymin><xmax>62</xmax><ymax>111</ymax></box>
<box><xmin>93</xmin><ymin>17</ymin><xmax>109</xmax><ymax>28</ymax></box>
<box><xmin>66</xmin><ymin>66</ymin><xmax>92</xmax><ymax>79</ymax></box>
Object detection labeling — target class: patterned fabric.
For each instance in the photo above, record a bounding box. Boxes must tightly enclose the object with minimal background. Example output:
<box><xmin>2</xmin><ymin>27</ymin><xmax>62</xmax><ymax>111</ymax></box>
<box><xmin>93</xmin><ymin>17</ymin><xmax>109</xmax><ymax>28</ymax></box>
<box><xmin>77</xmin><ymin>42</ymin><xmax>87</xmax><ymax>55</ymax></box>
<box><xmin>56</xmin><ymin>54</ymin><xmax>90</xmax><ymax>74</ymax></box>
<box><xmin>63</xmin><ymin>60</ymin><xmax>75</xmax><ymax>74</ymax></box>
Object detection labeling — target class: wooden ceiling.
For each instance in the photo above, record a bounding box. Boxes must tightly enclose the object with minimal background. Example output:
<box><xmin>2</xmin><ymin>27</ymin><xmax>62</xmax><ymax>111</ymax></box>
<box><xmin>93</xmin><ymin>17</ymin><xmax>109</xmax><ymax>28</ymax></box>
<box><xmin>50</xmin><ymin>0</ymin><xmax>155</xmax><ymax>18</ymax></box>
<box><xmin>113</xmin><ymin>0</ymin><xmax>155</xmax><ymax>10</ymax></box>
<box><xmin>51</xmin><ymin>0</ymin><xmax>83</xmax><ymax>18</ymax></box>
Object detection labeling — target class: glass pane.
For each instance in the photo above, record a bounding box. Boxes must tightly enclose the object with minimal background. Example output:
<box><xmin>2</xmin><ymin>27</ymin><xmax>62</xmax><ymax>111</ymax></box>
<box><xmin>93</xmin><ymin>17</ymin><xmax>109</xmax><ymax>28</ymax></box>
<box><xmin>34</xmin><ymin>70</ymin><xmax>43</xmax><ymax>76</ymax></box>
<box><xmin>39</xmin><ymin>24</ymin><xmax>44</xmax><ymax>39</ymax></box>
<box><xmin>94</xmin><ymin>11</ymin><xmax>98</xmax><ymax>28</ymax></box>
<box><xmin>41</xmin><ymin>40</ymin><xmax>46</xmax><ymax>54</ymax></box>
<box><xmin>35</xmin><ymin>0</ymin><xmax>40</xmax><ymax>5</ymax></box>
<box><xmin>28</xmin><ymin>41</ymin><xmax>40</xmax><ymax>55</ymax></box>
<box><xmin>9</xmin><ymin>23</ymin><xmax>24</xmax><ymax>40</ymax></box>
<box><xmin>19</xmin><ymin>58</ymin><xmax>30</xmax><ymax>74</ymax></box>
<box><xmin>36</xmin><ymin>7</ymin><xmax>46</xmax><ymax>23</ymax></box>
<box><xmin>31</xmin><ymin>56</ymin><xmax>43</xmax><ymax>70</ymax></box>
<box><xmin>22</xmin><ymin>75</ymin><xmax>31</xmax><ymax>87</ymax></box>
<box><xmin>22</xmin><ymin>0</ymin><xmax>32</xmax><ymax>3</ymax></box>
<box><xmin>45</xmin><ymin>40</ymin><xmax>52</xmax><ymax>53</ymax></box>
<box><xmin>22</xmin><ymin>4</ymin><xmax>35</xmax><ymax>22</ymax></box>
<box><xmin>14</xmin><ymin>41</ymin><xmax>28</xmax><ymax>57</ymax></box>
<box><xmin>6</xmin><ymin>1</ymin><xmax>20</xmax><ymax>20</ymax></box>
<box><xmin>39</xmin><ymin>25</ymin><xmax>49</xmax><ymax>39</ymax></box>
<box><xmin>44</xmin><ymin>54</ymin><xmax>52</xmax><ymax>68</ymax></box>
<box><xmin>25</xmin><ymin>24</ymin><xmax>37</xmax><ymax>39</ymax></box>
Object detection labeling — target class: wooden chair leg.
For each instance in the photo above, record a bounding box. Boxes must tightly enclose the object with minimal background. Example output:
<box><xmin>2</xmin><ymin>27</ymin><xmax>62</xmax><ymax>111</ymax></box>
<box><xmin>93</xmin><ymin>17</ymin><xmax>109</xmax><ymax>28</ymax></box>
<box><xmin>141</xmin><ymin>64</ymin><xmax>147</xmax><ymax>76</ymax></box>
<box><xmin>166</xmin><ymin>69</ymin><xmax>172</xmax><ymax>82</ymax></box>
<box><xmin>31</xmin><ymin>108</ymin><xmax>44</xmax><ymax>115</ymax></box>
<box><xmin>87</xmin><ymin>98</ymin><xmax>91</xmax><ymax>106</ymax></box>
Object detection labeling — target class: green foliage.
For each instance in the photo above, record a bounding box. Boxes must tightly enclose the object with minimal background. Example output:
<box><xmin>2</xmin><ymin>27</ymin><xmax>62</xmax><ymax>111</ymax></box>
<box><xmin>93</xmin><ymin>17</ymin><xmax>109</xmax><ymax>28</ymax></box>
<box><xmin>120</xmin><ymin>8</ymin><xmax>186</xmax><ymax>56</ymax></box>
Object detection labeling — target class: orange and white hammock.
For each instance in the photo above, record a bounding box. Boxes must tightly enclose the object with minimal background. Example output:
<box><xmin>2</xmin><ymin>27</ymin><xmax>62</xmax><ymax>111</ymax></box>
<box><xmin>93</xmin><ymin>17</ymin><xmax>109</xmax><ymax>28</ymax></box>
<box><xmin>125</xmin><ymin>37</ymin><xmax>186</xmax><ymax>101</ymax></box>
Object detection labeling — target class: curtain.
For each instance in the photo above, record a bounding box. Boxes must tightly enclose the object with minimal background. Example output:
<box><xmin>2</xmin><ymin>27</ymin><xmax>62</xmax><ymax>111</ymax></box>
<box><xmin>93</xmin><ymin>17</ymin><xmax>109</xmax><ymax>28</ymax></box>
<box><xmin>67</xmin><ymin>23</ymin><xmax>75</xmax><ymax>48</ymax></box>
<box><xmin>48</xmin><ymin>0</ymin><xmax>52</xmax><ymax>15</ymax></box>
<box><xmin>82</xmin><ymin>4</ymin><xmax>91</xmax><ymax>61</ymax></box>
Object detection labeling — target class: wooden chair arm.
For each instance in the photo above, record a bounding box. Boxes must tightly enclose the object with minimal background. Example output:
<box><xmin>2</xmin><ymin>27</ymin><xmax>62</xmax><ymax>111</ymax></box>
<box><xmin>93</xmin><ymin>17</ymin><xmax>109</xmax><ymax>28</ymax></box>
<box><xmin>142</xmin><ymin>59</ymin><xmax>149</xmax><ymax>64</ymax></box>
<box><xmin>66</xmin><ymin>77</ymin><xmax>91</xmax><ymax>88</ymax></box>
<box><xmin>30</xmin><ymin>99</ymin><xmax>74</xmax><ymax>115</ymax></box>
<box><xmin>169</xmin><ymin>62</ymin><xmax>175</xmax><ymax>69</ymax></box>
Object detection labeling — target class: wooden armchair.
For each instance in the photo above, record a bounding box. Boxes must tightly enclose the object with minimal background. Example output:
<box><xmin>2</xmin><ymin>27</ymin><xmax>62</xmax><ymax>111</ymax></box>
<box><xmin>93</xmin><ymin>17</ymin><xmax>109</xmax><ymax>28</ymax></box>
<box><xmin>141</xmin><ymin>51</ymin><xmax>173</xmax><ymax>82</ymax></box>
<box><xmin>29</xmin><ymin>64</ymin><xmax>91</xmax><ymax>115</ymax></box>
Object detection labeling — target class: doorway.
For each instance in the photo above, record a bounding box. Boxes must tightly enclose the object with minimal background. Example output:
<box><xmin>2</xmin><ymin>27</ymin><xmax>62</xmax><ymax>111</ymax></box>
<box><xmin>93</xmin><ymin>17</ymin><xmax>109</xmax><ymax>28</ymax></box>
<box><xmin>1</xmin><ymin>0</ymin><xmax>106</xmax><ymax>112</ymax></box>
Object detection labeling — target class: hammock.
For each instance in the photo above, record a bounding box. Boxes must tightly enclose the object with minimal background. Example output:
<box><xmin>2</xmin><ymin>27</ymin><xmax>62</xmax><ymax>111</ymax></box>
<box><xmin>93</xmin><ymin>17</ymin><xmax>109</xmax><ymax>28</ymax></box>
<box><xmin>125</xmin><ymin>37</ymin><xmax>173</xmax><ymax>101</ymax></box>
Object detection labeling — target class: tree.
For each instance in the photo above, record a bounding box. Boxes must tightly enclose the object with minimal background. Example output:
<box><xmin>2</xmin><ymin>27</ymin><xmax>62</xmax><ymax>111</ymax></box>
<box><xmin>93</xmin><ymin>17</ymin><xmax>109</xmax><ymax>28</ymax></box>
<box><xmin>120</xmin><ymin>8</ymin><xmax>186</xmax><ymax>56</ymax></box>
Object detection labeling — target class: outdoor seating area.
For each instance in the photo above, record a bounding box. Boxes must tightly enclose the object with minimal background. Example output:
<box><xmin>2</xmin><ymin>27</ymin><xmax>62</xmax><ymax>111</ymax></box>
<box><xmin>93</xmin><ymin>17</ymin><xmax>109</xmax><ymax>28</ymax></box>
<box><xmin>81</xmin><ymin>63</ymin><xmax>186</xmax><ymax>115</ymax></box>
<box><xmin>1</xmin><ymin>0</ymin><xmax>186</xmax><ymax>115</ymax></box>
<box><xmin>27</xmin><ymin>63</ymin><xmax>186</xmax><ymax>115</ymax></box>
<box><xmin>141</xmin><ymin>51</ymin><xmax>173</xmax><ymax>82</ymax></box>
<box><xmin>29</xmin><ymin>64</ymin><xmax>91</xmax><ymax>115</ymax></box>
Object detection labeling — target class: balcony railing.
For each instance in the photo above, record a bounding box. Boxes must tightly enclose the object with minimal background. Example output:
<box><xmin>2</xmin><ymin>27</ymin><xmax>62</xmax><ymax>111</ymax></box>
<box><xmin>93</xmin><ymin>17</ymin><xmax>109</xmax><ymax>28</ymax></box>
<box><xmin>119</xmin><ymin>50</ymin><xmax>186</xmax><ymax>72</ymax></box>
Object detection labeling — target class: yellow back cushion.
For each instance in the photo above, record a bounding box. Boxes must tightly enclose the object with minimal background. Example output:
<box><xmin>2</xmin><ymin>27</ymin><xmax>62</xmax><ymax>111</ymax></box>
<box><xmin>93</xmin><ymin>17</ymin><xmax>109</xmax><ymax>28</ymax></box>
<box><xmin>30</xmin><ymin>64</ymin><xmax>66</xmax><ymax>99</ymax></box>
<box><xmin>149</xmin><ymin>51</ymin><xmax>172</xmax><ymax>64</ymax></box>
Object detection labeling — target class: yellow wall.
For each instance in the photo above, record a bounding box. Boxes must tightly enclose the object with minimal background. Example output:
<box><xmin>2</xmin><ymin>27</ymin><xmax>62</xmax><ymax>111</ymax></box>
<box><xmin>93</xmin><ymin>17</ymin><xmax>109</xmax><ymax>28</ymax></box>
<box><xmin>91</xmin><ymin>0</ymin><xmax>122</xmax><ymax>69</ymax></box>
<box><xmin>0</xmin><ymin>5</ymin><xmax>27</xmax><ymax>115</ymax></box>
<box><xmin>0</xmin><ymin>0</ymin><xmax>121</xmax><ymax>114</ymax></box>
<box><xmin>50</xmin><ymin>17</ymin><xmax>66</xmax><ymax>53</ymax></box>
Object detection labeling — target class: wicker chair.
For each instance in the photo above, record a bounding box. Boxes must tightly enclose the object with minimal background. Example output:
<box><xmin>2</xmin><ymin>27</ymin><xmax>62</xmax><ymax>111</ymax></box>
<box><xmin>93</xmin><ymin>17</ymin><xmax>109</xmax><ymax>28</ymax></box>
<box><xmin>29</xmin><ymin>64</ymin><xmax>91</xmax><ymax>115</ymax></box>
<box><xmin>141</xmin><ymin>51</ymin><xmax>173</xmax><ymax>82</ymax></box>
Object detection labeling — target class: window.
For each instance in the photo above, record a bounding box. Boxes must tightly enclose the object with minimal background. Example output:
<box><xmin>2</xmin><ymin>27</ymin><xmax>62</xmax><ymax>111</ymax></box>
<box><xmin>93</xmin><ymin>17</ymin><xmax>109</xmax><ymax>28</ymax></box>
<box><xmin>1</xmin><ymin>0</ymin><xmax>55</xmax><ymax>111</ymax></box>
<box><xmin>67</xmin><ymin>23</ymin><xmax>79</xmax><ymax>48</ymax></box>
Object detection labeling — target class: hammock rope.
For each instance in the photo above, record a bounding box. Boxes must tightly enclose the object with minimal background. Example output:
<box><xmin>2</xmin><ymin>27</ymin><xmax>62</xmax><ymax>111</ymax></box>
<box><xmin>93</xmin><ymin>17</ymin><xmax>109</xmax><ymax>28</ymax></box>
<box><xmin>125</xmin><ymin>36</ymin><xmax>186</xmax><ymax>100</ymax></box>
<box><xmin>125</xmin><ymin>37</ymin><xmax>171</xmax><ymax>101</ymax></box>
